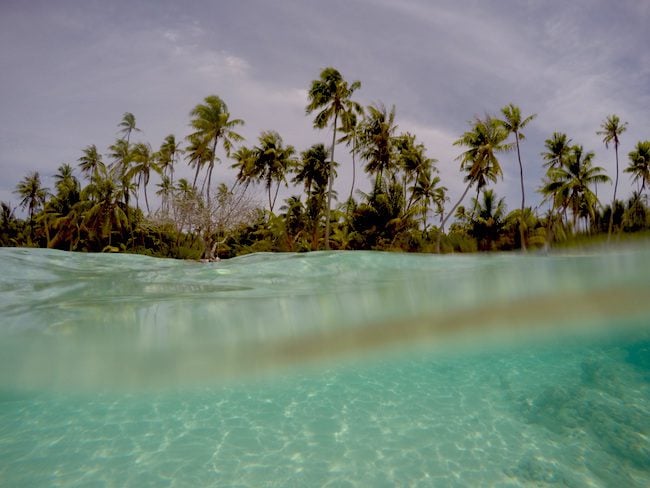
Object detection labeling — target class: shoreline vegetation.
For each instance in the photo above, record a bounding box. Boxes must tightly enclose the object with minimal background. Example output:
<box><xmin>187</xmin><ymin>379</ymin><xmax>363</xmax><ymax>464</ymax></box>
<box><xmin>2</xmin><ymin>68</ymin><xmax>649</xmax><ymax>260</ymax></box>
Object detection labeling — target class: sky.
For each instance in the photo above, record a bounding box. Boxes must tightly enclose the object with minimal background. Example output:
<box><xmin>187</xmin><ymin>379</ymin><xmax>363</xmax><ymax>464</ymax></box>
<box><xmin>1</xmin><ymin>0</ymin><xmax>648</xmax><ymax>218</ymax></box>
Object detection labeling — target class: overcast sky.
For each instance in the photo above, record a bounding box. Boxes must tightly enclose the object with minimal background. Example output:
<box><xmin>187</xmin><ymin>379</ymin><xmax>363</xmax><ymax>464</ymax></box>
<box><xmin>1</xmin><ymin>0</ymin><xmax>648</xmax><ymax>216</ymax></box>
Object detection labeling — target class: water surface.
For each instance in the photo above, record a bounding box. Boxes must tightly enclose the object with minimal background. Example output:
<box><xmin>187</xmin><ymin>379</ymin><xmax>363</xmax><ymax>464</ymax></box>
<box><xmin>1</xmin><ymin>246</ymin><xmax>649</xmax><ymax>486</ymax></box>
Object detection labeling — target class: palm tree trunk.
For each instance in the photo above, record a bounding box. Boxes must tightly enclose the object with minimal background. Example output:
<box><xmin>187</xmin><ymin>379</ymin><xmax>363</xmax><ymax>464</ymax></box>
<box><xmin>436</xmin><ymin>180</ymin><xmax>473</xmax><ymax>253</ymax></box>
<box><xmin>348</xmin><ymin>136</ymin><xmax>357</xmax><ymax>203</ymax></box>
<box><xmin>271</xmin><ymin>181</ymin><xmax>281</xmax><ymax>214</ymax></box>
<box><xmin>324</xmin><ymin>112</ymin><xmax>338</xmax><ymax>250</ymax></box>
<box><xmin>515</xmin><ymin>136</ymin><xmax>527</xmax><ymax>251</ymax></box>
<box><xmin>607</xmin><ymin>145</ymin><xmax>619</xmax><ymax>241</ymax></box>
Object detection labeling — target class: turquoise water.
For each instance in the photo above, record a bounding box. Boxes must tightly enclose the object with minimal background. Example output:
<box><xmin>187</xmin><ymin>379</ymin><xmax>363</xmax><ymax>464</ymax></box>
<box><xmin>1</xmin><ymin>247</ymin><xmax>649</xmax><ymax>486</ymax></box>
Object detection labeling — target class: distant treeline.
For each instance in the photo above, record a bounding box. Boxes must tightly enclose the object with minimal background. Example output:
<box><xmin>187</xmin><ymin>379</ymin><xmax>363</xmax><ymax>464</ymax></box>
<box><xmin>3</xmin><ymin>67</ymin><xmax>649</xmax><ymax>259</ymax></box>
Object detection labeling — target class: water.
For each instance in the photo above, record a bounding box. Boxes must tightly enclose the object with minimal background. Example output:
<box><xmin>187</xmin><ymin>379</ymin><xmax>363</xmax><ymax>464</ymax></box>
<box><xmin>0</xmin><ymin>246</ymin><xmax>649</xmax><ymax>486</ymax></box>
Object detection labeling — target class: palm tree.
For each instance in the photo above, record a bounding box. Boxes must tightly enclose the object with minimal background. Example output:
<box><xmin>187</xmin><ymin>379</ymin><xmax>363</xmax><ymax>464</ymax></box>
<box><xmin>251</xmin><ymin>131</ymin><xmax>298</xmax><ymax>214</ymax></box>
<box><xmin>359</xmin><ymin>103</ymin><xmax>399</xmax><ymax>187</ymax></box>
<box><xmin>131</xmin><ymin>142</ymin><xmax>160</xmax><ymax>214</ymax></box>
<box><xmin>541</xmin><ymin>132</ymin><xmax>572</xmax><ymax>170</ymax></box>
<box><xmin>597</xmin><ymin>114</ymin><xmax>628</xmax><ymax>239</ymax></box>
<box><xmin>545</xmin><ymin>145</ymin><xmax>610</xmax><ymax>231</ymax></box>
<box><xmin>539</xmin><ymin>132</ymin><xmax>572</xmax><ymax>247</ymax></box>
<box><xmin>306</xmin><ymin>67</ymin><xmax>361</xmax><ymax>249</ymax></box>
<box><xmin>395</xmin><ymin>132</ymin><xmax>437</xmax><ymax>212</ymax></box>
<box><xmin>625</xmin><ymin>140</ymin><xmax>650</xmax><ymax>197</ymax></box>
<box><xmin>293</xmin><ymin>143</ymin><xmax>332</xmax><ymax>249</ymax></box>
<box><xmin>230</xmin><ymin>146</ymin><xmax>257</xmax><ymax>191</ymax></box>
<box><xmin>410</xmin><ymin>168</ymin><xmax>446</xmax><ymax>234</ymax></box>
<box><xmin>108</xmin><ymin>138</ymin><xmax>133</xmax><ymax>208</ymax></box>
<box><xmin>499</xmin><ymin>103</ymin><xmax>536</xmax><ymax>250</ymax></box>
<box><xmin>337</xmin><ymin>105</ymin><xmax>365</xmax><ymax>202</ymax></box>
<box><xmin>469</xmin><ymin>189</ymin><xmax>507</xmax><ymax>250</ymax></box>
<box><xmin>118</xmin><ymin>112</ymin><xmax>141</xmax><ymax>144</ymax></box>
<box><xmin>78</xmin><ymin>144</ymin><xmax>105</xmax><ymax>184</ymax></box>
<box><xmin>293</xmin><ymin>143</ymin><xmax>330</xmax><ymax>201</ymax></box>
<box><xmin>15</xmin><ymin>171</ymin><xmax>49</xmax><ymax>241</ymax></box>
<box><xmin>158</xmin><ymin>134</ymin><xmax>182</xmax><ymax>187</ymax></box>
<box><xmin>437</xmin><ymin>116</ymin><xmax>511</xmax><ymax>252</ymax></box>
<box><xmin>188</xmin><ymin>95</ymin><xmax>244</xmax><ymax>203</ymax></box>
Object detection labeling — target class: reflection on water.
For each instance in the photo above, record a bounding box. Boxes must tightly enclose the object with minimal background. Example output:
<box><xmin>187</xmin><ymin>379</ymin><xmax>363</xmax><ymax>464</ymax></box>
<box><xmin>0</xmin><ymin>246</ymin><xmax>649</xmax><ymax>485</ymax></box>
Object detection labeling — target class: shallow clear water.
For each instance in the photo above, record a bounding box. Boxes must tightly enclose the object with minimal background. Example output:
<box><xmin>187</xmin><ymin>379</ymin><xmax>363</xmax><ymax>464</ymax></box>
<box><xmin>1</xmin><ymin>246</ymin><xmax>649</xmax><ymax>486</ymax></box>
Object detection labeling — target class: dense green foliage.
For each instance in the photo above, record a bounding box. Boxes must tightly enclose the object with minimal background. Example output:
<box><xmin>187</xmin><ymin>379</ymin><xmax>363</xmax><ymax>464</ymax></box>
<box><xmin>2</xmin><ymin>68</ymin><xmax>649</xmax><ymax>258</ymax></box>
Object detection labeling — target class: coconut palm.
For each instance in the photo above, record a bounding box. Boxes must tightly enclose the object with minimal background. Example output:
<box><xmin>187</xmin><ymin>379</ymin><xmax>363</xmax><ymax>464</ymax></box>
<box><xmin>359</xmin><ymin>103</ymin><xmax>399</xmax><ymax>187</ymax></box>
<box><xmin>158</xmin><ymin>134</ymin><xmax>182</xmax><ymax>187</ymax></box>
<box><xmin>230</xmin><ymin>146</ymin><xmax>257</xmax><ymax>191</ymax></box>
<box><xmin>625</xmin><ymin>140</ymin><xmax>650</xmax><ymax>196</ymax></box>
<box><xmin>15</xmin><ymin>171</ymin><xmax>49</xmax><ymax>240</ymax></box>
<box><xmin>306</xmin><ymin>67</ymin><xmax>361</xmax><ymax>249</ymax></box>
<box><xmin>251</xmin><ymin>131</ymin><xmax>298</xmax><ymax>214</ymax></box>
<box><xmin>337</xmin><ymin>105</ymin><xmax>365</xmax><ymax>202</ymax></box>
<box><xmin>469</xmin><ymin>189</ymin><xmax>507</xmax><ymax>250</ymax></box>
<box><xmin>437</xmin><ymin>116</ymin><xmax>511</xmax><ymax>251</ymax></box>
<box><xmin>131</xmin><ymin>142</ymin><xmax>160</xmax><ymax>214</ymax></box>
<box><xmin>293</xmin><ymin>143</ymin><xmax>330</xmax><ymax>201</ymax></box>
<box><xmin>597</xmin><ymin>114</ymin><xmax>628</xmax><ymax>238</ymax></box>
<box><xmin>78</xmin><ymin>144</ymin><xmax>105</xmax><ymax>184</ymax></box>
<box><xmin>545</xmin><ymin>145</ymin><xmax>610</xmax><ymax>231</ymax></box>
<box><xmin>118</xmin><ymin>112</ymin><xmax>141</xmax><ymax>144</ymax></box>
<box><xmin>499</xmin><ymin>104</ymin><xmax>536</xmax><ymax>250</ymax></box>
<box><xmin>410</xmin><ymin>168</ymin><xmax>446</xmax><ymax>234</ymax></box>
<box><xmin>188</xmin><ymin>95</ymin><xmax>244</xmax><ymax>203</ymax></box>
<box><xmin>541</xmin><ymin>132</ymin><xmax>572</xmax><ymax>170</ymax></box>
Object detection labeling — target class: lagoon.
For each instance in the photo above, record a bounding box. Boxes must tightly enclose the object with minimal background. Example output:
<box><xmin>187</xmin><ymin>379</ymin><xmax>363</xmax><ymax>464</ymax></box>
<box><xmin>1</xmin><ymin>246</ymin><xmax>649</xmax><ymax>486</ymax></box>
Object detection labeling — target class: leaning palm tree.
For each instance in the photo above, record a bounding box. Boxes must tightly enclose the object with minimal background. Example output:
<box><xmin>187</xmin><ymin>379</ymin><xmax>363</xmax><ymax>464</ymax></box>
<box><xmin>436</xmin><ymin>116</ymin><xmax>511</xmax><ymax>252</ymax></box>
<box><xmin>597</xmin><ymin>114</ymin><xmax>628</xmax><ymax>239</ymax></box>
<box><xmin>306</xmin><ymin>67</ymin><xmax>361</xmax><ymax>249</ymax></box>
<box><xmin>188</xmin><ymin>95</ymin><xmax>244</xmax><ymax>204</ymax></box>
<box><xmin>625</xmin><ymin>140</ymin><xmax>650</xmax><ymax>197</ymax></box>
<box><xmin>499</xmin><ymin>103</ymin><xmax>536</xmax><ymax>250</ymax></box>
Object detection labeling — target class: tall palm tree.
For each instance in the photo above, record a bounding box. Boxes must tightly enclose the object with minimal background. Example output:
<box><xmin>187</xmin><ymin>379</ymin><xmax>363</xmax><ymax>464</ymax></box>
<box><xmin>131</xmin><ymin>142</ymin><xmax>160</xmax><ymax>214</ymax></box>
<box><xmin>437</xmin><ymin>116</ymin><xmax>511</xmax><ymax>252</ymax></box>
<box><xmin>78</xmin><ymin>144</ymin><xmax>105</xmax><ymax>185</ymax></box>
<box><xmin>337</xmin><ymin>105</ymin><xmax>365</xmax><ymax>202</ymax></box>
<box><xmin>158</xmin><ymin>134</ymin><xmax>182</xmax><ymax>187</ymax></box>
<box><xmin>230</xmin><ymin>146</ymin><xmax>257</xmax><ymax>191</ymax></box>
<box><xmin>251</xmin><ymin>131</ymin><xmax>298</xmax><ymax>214</ymax></box>
<box><xmin>306</xmin><ymin>67</ymin><xmax>361</xmax><ymax>249</ymax></box>
<box><xmin>540</xmin><ymin>132</ymin><xmax>572</xmax><ymax>247</ymax></box>
<box><xmin>597</xmin><ymin>114</ymin><xmax>628</xmax><ymax>239</ymax></box>
<box><xmin>499</xmin><ymin>103</ymin><xmax>536</xmax><ymax>250</ymax></box>
<box><xmin>359</xmin><ymin>103</ymin><xmax>399</xmax><ymax>187</ymax></box>
<box><xmin>108</xmin><ymin>138</ymin><xmax>132</xmax><ymax>203</ymax></box>
<box><xmin>118</xmin><ymin>112</ymin><xmax>141</xmax><ymax>144</ymax></box>
<box><xmin>188</xmin><ymin>95</ymin><xmax>244</xmax><ymax>204</ymax></box>
<box><xmin>625</xmin><ymin>140</ymin><xmax>650</xmax><ymax>197</ymax></box>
